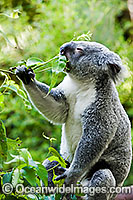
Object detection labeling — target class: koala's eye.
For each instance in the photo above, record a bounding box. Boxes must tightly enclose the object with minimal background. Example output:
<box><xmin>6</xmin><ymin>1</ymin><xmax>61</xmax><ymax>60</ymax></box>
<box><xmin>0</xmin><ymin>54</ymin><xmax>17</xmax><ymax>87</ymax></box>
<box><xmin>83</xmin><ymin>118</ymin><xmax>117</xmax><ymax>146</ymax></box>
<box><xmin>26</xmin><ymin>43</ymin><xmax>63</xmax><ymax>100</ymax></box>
<box><xmin>75</xmin><ymin>47</ymin><xmax>84</xmax><ymax>54</ymax></box>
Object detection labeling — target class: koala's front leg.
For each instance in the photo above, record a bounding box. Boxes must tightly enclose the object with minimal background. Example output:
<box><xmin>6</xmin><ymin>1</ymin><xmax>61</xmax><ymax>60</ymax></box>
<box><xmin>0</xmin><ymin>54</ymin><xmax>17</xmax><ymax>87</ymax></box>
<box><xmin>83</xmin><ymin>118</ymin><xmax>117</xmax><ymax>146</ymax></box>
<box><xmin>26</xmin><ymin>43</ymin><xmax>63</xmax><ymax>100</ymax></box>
<box><xmin>16</xmin><ymin>66</ymin><xmax>69</xmax><ymax>124</ymax></box>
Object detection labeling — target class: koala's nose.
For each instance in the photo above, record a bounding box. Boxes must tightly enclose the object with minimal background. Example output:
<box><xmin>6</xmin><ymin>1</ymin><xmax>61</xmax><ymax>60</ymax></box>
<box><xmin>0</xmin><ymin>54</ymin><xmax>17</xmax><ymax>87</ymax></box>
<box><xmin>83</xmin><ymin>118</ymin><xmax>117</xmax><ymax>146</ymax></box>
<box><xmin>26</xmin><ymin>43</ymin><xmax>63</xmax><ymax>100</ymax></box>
<box><xmin>60</xmin><ymin>43</ymin><xmax>70</xmax><ymax>55</ymax></box>
<box><xmin>60</xmin><ymin>42</ymin><xmax>73</xmax><ymax>55</ymax></box>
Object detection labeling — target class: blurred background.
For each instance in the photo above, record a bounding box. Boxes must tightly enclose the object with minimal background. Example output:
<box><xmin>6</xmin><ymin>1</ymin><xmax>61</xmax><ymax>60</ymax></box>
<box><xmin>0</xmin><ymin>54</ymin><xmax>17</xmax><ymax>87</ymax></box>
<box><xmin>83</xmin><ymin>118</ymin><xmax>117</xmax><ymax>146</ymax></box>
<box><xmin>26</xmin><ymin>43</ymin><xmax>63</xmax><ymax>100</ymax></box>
<box><xmin>0</xmin><ymin>0</ymin><xmax>132</xmax><ymax>185</ymax></box>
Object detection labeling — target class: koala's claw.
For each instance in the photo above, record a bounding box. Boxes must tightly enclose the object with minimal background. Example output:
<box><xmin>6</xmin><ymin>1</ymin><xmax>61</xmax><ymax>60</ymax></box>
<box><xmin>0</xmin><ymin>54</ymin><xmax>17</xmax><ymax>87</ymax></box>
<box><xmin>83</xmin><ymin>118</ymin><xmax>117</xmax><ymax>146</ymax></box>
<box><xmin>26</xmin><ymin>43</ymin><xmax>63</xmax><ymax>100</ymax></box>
<box><xmin>16</xmin><ymin>65</ymin><xmax>35</xmax><ymax>85</ymax></box>
<box><xmin>57</xmin><ymin>166</ymin><xmax>66</xmax><ymax>173</ymax></box>
<box><xmin>54</xmin><ymin>172</ymin><xmax>67</xmax><ymax>181</ymax></box>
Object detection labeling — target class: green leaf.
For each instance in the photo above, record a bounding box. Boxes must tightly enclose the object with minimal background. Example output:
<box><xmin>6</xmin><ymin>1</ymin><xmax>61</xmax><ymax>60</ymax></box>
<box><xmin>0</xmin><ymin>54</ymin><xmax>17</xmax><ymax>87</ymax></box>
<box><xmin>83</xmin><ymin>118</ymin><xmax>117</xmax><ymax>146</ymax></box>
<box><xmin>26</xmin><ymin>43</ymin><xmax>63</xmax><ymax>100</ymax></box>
<box><xmin>46</xmin><ymin>55</ymin><xmax>67</xmax><ymax>92</ymax></box>
<box><xmin>35</xmin><ymin>164</ymin><xmax>48</xmax><ymax>186</ymax></box>
<box><xmin>58</xmin><ymin>55</ymin><xmax>67</xmax><ymax>62</ymax></box>
<box><xmin>21</xmin><ymin>166</ymin><xmax>36</xmax><ymax>187</ymax></box>
<box><xmin>49</xmin><ymin>71</ymin><xmax>58</xmax><ymax>93</ymax></box>
<box><xmin>3</xmin><ymin>80</ymin><xmax>26</xmax><ymax>98</ymax></box>
<box><xmin>7</xmin><ymin>137</ymin><xmax>22</xmax><ymax>150</ymax></box>
<box><xmin>48</xmin><ymin>147</ymin><xmax>66</xmax><ymax>168</ymax></box>
<box><xmin>28</xmin><ymin>159</ymin><xmax>39</xmax><ymax>168</ymax></box>
<box><xmin>53</xmin><ymin>55</ymin><xmax>67</xmax><ymax>72</ymax></box>
<box><xmin>26</xmin><ymin>57</ymin><xmax>44</xmax><ymax>67</ymax></box>
<box><xmin>35</xmin><ymin>177</ymin><xmax>41</xmax><ymax>187</ymax></box>
<box><xmin>17</xmin><ymin>163</ymin><xmax>27</xmax><ymax>170</ymax></box>
<box><xmin>5</xmin><ymin>154</ymin><xmax>25</xmax><ymax>165</ymax></box>
<box><xmin>75</xmin><ymin>31</ymin><xmax>92</xmax><ymax>41</ymax></box>
<box><xmin>48</xmin><ymin>156</ymin><xmax>61</xmax><ymax>164</ymax></box>
<box><xmin>58</xmin><ymin>61</ymin><xmax>66</xmax><ymax>69</ymax></box>
<box><xmin>12</xmin><ymin>168</ymin><xmax>20</xmax><ymax>187</ymax></box>
<box><xmin>18</xmin><ymin>148</ymin><xmax>40</xmax><ymax>168</ymax></box>
<box><xmin>3</xmin><ymin>172</ymin><xmax>12</xmax><ymax>184</ymax></box>
<box><xmin>2</xmin><ymin>80</ymin><xmax>32</xmax><ymax>110</ymax></box>
<box><xmin>0</xmin><ymin>120</ymin><xmax>8</xmax><ymax>166</ymax></box>
<box><xmin>18</xmin><ymin>148</ymin><xmax>32</xmax><ymax>165</ymax></box>
<box><xmin>5</xmin><ymin>148</ymin><xmax>39</xmax><ymax>168</ymax></box>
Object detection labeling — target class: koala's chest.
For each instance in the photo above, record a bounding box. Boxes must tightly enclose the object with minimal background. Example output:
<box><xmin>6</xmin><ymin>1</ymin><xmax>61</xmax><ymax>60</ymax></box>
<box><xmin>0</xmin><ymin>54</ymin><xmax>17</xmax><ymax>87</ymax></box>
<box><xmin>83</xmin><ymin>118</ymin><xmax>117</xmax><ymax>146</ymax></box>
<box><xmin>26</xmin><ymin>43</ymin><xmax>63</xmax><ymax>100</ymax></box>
<box><xmin>66</xmin><ymin>89</ymin><xmax>94</xmax><ymax>134</ymax></box>
<box><xmin>66</xmin><ymin>93</ymin><xmax>88</xmax><ymax>143</ymax></box>
<box><xmin>69</xmin><ymin>92</ymin><xmax>89</xmax><ymax>120</ymax></box>
<box><xmin>61</xmin><ymin>86</ymin><xmax>96</xmax><ymax>161</ymax></box>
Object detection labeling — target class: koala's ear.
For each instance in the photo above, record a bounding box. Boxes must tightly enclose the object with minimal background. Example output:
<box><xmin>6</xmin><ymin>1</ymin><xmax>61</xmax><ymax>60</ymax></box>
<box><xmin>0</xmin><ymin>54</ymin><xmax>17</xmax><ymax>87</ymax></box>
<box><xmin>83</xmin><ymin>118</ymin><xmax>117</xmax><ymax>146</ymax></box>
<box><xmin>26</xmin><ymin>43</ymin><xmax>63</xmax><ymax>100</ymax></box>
<box><xmin>107</xmin><ymin>52</ymin><xmax>127</xmax><ymax>84</ymax></box>
<box><xmin>108</xmin><ymin>63</ymin><xmax>122</xmax><ymax>83</ymax></box>
<box><xmin>109</xmin><ymin>63</ymin><xmax>121</xmax><ymax>74</ymax></box>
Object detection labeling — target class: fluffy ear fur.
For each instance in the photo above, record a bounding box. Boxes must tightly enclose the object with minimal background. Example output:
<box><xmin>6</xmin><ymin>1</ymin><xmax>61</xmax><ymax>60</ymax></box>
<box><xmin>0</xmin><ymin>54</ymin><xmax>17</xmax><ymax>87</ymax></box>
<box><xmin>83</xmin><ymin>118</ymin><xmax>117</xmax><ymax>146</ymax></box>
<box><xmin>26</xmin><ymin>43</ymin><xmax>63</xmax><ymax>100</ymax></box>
<box><xmin>106</xmin><ymin>51</ymin><xmax>129</xmax><ymax>84</ymax></box>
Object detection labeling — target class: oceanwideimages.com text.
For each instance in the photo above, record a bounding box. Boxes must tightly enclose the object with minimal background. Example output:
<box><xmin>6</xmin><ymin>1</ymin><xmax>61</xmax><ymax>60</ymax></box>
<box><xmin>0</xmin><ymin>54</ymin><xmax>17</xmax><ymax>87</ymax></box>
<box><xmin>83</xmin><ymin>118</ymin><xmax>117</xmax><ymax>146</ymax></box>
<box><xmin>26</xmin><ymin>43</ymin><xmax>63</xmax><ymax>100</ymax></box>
<box><xmin>2</xmin><ymin>183</ymin><xmax>133</xmax><ymax>196</ymax></box>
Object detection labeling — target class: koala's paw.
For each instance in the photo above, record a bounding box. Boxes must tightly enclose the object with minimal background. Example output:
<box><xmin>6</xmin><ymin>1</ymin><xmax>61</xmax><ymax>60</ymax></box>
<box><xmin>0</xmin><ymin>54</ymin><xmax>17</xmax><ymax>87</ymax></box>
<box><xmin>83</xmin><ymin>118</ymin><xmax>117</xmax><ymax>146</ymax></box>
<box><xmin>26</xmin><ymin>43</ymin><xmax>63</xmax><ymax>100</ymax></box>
<box><xmin>55</xmin><ymin>169</ymin><xmax>79</xmax><ymax>187</ymax></box>
<box><xmin>16</xmin><ymin>65</ymin><xmax>35</xmax><ymax>85</ymax></box>
<box><xmin>42</xmin><ymin>159</ymin><xmax>66</xmax><ymax>187</ymax></box>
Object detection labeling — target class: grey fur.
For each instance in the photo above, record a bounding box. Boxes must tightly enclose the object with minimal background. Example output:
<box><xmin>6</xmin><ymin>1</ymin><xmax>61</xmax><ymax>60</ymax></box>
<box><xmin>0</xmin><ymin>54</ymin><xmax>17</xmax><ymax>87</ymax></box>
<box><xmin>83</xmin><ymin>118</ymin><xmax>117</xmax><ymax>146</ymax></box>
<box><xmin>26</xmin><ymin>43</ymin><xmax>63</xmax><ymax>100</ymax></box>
<box><xmin>24</xmin><ymin>80</ymin><xmax>69</xmax><ymax>124</ymax></box>
<box><xmin>16</xmin><ymin>41</ymin><xmax>132</xmax><ymax>200</ymax></box>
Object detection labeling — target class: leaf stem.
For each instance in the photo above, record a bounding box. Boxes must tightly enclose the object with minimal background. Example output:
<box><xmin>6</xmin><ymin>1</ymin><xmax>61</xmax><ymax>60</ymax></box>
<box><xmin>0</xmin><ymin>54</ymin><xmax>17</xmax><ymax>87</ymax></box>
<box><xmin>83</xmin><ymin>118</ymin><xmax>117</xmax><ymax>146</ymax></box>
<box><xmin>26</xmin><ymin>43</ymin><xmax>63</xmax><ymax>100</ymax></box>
<box><xmin>33</xmin><ymin>55</ymin><xmax>59</xmax><ymax>70</ymax></box>
<box><xmin>35</xmin><ymin>67</ymin><xmax>53</xmax><ymax>73</ymax></box>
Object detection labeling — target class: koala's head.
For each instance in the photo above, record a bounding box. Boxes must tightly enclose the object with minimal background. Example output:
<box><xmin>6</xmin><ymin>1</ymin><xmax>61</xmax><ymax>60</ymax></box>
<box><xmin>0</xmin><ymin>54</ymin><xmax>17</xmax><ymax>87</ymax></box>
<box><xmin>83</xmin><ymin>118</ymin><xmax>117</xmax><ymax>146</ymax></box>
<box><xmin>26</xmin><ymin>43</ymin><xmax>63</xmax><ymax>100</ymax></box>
<box><xmin>60</xmin><ymin>41</ymin><xmax>126</xmax><ymax>83</ymax></box>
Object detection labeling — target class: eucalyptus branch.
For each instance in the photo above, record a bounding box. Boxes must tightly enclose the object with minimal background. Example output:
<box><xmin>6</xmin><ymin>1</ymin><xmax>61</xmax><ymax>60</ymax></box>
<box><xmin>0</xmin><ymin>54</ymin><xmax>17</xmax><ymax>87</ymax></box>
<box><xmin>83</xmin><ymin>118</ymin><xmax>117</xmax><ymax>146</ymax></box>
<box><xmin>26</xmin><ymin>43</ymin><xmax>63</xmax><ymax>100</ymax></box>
<box><xmin>35</xmin><ymin>67</ymin><xmax>53</xmax><ymax>73</ymax></box>
<box><xmin>0</xmin><ymin>69</ymin><xmax>15</xmax><ymax>75</ymax></box>
<box><xmin>32</xmin><ymin>55</ymin><xmax>59</xmax><ymax>70</ymax></box>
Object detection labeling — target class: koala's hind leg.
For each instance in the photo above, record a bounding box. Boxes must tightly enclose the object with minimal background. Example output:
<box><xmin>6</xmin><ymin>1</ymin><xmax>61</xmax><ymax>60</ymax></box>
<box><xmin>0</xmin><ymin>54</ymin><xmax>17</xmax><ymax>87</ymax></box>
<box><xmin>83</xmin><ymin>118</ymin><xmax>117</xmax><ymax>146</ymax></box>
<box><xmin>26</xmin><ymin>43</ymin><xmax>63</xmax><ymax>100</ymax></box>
<box><xmin>85</xmin><ymin>169</ymin><xmax>116</xmax><ymax>200</ymax></box>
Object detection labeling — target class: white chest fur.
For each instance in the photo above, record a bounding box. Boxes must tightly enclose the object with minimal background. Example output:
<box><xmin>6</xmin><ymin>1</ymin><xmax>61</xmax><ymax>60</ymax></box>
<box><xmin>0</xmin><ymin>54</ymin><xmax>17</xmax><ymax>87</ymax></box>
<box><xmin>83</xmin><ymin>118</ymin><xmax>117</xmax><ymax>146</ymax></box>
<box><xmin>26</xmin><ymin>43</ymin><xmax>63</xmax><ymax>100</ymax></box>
<box><xmin>57</xmin><ymin>75</ymin><xmax>96</xmax><ymax>162</ymax></box>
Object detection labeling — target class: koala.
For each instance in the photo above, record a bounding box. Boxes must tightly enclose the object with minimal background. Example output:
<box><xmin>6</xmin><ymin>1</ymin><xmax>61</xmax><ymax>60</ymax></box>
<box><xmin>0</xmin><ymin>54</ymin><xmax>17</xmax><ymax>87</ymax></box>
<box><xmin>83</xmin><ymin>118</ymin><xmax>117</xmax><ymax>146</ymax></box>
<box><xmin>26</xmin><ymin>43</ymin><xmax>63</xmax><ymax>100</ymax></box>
<box><xmin>16</xmin><ymin>41</ymin><xmax>132</xmax><ymax>200</ymax></box>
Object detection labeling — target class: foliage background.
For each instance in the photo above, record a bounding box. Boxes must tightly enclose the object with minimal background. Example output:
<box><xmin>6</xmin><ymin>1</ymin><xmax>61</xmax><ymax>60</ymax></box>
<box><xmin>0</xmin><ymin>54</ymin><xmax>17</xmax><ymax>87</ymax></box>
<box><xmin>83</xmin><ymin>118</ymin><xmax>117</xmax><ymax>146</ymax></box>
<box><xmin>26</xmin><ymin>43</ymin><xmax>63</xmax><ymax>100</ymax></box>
<box><xmin>0</xmin><ymin>0</ymin><xmax>132</xmax><ymax>185</ymax></box>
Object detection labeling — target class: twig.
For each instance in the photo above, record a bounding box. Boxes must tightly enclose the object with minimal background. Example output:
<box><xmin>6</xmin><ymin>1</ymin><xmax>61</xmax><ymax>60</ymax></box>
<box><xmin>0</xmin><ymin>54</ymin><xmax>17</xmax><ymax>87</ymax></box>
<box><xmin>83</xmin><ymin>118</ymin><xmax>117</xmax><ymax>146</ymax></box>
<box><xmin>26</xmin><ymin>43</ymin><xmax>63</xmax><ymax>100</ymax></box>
<box><xmin>35</xmin><ymin>67</ymin><xmax>53</xmax><ymax>73</ymax></box>
<box><xmin>0</xmin><ymin>55</ymin><xmax>58</xmax><ymax>76</ymax></box>
<box><xmin>33</xmin><ymin>56</ymin><xmax>59</xmax><ymax>70</ymax></box>
<box><xmin>0</xmin><ymin>69</ymin><xmax>15</xmax><ymax>75</ymax></box>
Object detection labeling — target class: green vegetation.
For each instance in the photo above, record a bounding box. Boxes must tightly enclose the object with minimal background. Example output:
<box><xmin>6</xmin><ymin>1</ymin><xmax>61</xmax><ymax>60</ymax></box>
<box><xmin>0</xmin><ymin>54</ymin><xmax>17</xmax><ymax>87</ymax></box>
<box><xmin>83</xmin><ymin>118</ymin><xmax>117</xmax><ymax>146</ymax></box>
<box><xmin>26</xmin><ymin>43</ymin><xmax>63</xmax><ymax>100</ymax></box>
<box><xmin>0</xmin><ymin>0</ymin><xmax>132</xmax><ymax>199</ymax></box>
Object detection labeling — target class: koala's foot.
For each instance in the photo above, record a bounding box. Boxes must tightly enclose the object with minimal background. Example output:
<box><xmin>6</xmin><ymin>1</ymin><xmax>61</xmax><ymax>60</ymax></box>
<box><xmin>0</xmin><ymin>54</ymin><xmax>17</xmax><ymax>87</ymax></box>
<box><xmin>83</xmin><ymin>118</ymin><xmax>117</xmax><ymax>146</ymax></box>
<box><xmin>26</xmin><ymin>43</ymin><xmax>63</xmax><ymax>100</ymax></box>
<box><xmin>16</xmin><ymin>65</ymin><xmax>35</xmax><ymax>85</ymax></box>
<box><xmin>42</xmin><ymin>159</ymin><xmax>67</xmax><ymax>187</ymax></box>
<box><xmin>85</xmin><ymin>169</ymin><xmax>116</xmax><ymax>200</ymax></box>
